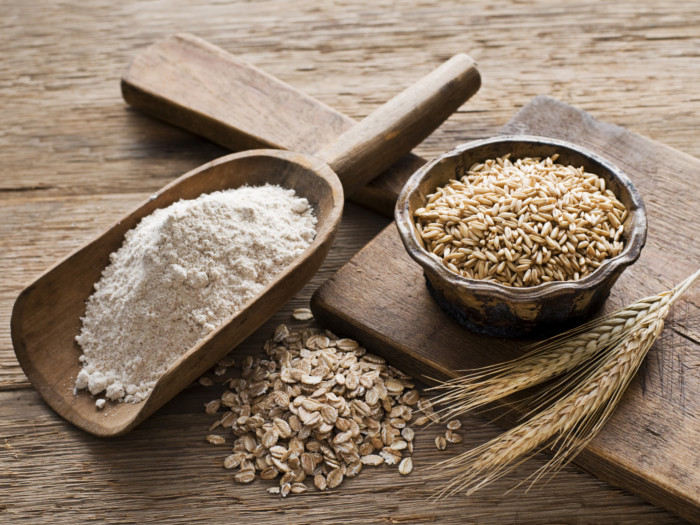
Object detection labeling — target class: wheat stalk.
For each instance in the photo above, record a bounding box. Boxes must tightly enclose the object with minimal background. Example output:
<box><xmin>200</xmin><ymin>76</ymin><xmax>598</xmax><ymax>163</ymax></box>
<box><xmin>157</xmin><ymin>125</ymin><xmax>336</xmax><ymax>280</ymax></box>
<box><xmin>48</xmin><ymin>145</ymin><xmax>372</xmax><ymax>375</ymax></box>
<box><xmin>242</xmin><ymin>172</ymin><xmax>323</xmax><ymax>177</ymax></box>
<box><xmin>429</xmin><ymin>268</ymin><xmax>700</xmax><ymax>499</ymax></box>
<box><xmin>430</xmin><ymin>274</ymin><xmax>694</xmax><ymax>421</ymax></box>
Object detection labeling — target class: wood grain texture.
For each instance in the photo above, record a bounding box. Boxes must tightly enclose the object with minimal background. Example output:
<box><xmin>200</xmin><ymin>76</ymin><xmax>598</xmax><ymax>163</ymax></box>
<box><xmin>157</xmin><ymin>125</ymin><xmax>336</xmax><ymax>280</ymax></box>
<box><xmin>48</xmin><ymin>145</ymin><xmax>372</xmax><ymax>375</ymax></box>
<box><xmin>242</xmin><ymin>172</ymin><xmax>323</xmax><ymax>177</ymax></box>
<box><xmin>122</xmin><ymin>34</ymin><xmax>480</xmax><ymax>202</ymax></box>
<box><xmin>0</xmin><ymin>385</ymin><xmax>677</xmax><ymax>525</ymax></box>
<box><xmin>3</xmin><ymin>0</ymin><xmax>700</xmax><ymax>522</ymax></box>
<box><xmin>311</xmin><ymin>96</ymin><xmax>700</xmax><ymax>523</ymax></box>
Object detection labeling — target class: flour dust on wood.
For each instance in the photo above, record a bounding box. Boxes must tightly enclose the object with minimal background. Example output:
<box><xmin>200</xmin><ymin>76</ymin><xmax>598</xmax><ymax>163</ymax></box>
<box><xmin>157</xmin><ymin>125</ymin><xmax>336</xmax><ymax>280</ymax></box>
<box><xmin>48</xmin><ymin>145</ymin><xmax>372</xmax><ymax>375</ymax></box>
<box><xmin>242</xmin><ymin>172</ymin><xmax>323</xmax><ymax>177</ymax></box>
<box><xmin>74</xmin><ymin>185</ymin><xmax>317</xmax><ymax>404</ymax></box>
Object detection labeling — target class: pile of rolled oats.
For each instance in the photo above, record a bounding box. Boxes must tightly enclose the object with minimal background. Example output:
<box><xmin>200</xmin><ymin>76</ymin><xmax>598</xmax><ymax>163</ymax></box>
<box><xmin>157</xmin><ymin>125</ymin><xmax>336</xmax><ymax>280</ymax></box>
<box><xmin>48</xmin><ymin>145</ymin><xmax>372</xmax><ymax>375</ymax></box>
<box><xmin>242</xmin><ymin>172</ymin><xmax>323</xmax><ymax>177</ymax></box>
<box><xmin>204</xmin><ymin>317</ymin><xmax>434</xmax><ymax>496</ymax></box>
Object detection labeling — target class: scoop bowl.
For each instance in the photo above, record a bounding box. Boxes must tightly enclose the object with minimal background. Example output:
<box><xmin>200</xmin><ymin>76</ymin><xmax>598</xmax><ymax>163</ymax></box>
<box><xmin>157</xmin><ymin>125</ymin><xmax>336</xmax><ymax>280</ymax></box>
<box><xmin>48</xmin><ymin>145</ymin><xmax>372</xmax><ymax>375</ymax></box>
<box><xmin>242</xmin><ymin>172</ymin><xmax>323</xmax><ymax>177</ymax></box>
<box><xmin>11</xmin><ymin>150</ymin><xmax>343</xmax><ymax>436</ymax></box>
<box><xmin>395</xmin><ymin>135</ymin><xmax>647</xmax><ymax>337</ymax></box>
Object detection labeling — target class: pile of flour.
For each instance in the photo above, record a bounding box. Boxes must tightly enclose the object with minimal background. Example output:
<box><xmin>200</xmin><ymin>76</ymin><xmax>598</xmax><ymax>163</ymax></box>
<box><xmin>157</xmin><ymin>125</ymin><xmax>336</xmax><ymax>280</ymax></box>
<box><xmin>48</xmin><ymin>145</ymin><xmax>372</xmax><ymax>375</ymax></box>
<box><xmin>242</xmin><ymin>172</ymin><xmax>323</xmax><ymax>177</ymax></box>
<box><xmin>74</xmin><ymin>184</ymin><xmax>316</xmax><ymax>404</ymax></box>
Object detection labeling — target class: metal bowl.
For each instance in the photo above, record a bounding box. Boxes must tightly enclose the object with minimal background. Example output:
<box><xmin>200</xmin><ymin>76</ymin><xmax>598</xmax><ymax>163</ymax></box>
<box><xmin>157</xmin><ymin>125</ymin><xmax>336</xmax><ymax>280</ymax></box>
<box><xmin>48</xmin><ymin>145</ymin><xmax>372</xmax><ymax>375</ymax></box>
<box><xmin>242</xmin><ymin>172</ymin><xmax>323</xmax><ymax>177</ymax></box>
<box><xmin>395</xmin><ymin>135</ymin><xmax>647</xmax><ymax>337</ymax></box>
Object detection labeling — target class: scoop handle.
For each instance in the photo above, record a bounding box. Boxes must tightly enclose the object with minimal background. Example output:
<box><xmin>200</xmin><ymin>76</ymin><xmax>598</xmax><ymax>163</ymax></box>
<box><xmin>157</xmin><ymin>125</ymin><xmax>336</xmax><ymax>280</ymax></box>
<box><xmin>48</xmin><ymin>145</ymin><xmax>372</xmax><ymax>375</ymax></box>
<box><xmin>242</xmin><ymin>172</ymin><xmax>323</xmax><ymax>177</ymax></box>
<box><xmin>315</xmin><ymin>54</ymin><xmax>479</xmax><ymax>196</ymax></box>
<box><xmin>122</xmin><ymin>34</ymin><xmax>480</xmax><ymax>196</ymax></box>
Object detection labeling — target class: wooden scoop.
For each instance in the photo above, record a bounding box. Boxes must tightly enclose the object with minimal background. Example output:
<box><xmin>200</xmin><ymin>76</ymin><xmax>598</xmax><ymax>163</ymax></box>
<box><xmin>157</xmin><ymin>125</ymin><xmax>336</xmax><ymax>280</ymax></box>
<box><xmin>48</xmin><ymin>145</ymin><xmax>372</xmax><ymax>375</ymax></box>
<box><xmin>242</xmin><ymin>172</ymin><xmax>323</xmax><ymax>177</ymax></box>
<box><xmin>11</xmin><ymin>53</ymin><xmax>480</xmax><ymax>437</ymax></box>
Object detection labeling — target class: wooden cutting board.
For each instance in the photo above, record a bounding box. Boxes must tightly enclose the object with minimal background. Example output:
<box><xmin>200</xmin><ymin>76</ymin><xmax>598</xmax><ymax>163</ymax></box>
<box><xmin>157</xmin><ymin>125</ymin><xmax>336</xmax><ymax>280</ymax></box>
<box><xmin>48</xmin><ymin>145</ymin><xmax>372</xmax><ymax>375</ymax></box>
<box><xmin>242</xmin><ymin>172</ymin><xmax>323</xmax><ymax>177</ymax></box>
<box><xmin>311</xmin><ymin>96</ymin><xmax>700</xmax><ymax>523</ymax></box>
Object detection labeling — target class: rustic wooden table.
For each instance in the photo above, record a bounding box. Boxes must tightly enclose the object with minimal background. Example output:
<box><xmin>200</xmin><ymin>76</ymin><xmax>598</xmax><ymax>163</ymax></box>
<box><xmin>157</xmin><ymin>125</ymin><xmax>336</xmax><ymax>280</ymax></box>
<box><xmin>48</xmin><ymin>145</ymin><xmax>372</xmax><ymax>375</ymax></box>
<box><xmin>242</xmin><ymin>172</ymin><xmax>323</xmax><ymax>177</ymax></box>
<box><xmin>2</xmin><ymin>1</ymin><xmax>698</xmax><ymax>523</ymax></box>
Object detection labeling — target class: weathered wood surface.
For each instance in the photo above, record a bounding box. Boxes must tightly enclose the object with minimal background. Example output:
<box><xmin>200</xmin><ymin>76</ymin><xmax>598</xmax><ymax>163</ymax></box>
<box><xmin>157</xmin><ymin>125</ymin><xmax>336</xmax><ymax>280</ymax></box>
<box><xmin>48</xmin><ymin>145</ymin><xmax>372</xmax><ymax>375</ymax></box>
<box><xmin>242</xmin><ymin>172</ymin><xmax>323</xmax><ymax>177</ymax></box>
<box><xmin>122</xmin><ymin>33</ymin><xmax>480</xmax><ymax>204</ymax></box>
<box><xmin>312</xmin><ymin>96</ymin><xmax>700</xmax><ymax>522</ymax></box>
<box><xmin>2</xmin><ymin>0</ymin><xmax>700</xmax><ymax>522</ymax></box>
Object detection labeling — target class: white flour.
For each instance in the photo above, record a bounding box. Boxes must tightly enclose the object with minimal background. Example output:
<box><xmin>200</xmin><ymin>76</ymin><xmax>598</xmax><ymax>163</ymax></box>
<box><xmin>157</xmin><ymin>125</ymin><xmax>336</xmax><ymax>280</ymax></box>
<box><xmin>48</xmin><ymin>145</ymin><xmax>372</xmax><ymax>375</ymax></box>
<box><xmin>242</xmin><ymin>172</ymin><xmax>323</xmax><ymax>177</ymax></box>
<box><xmin>74</xmin><ymin>185</ymin><xmax>316</xmax><ymax>404</ymax></box>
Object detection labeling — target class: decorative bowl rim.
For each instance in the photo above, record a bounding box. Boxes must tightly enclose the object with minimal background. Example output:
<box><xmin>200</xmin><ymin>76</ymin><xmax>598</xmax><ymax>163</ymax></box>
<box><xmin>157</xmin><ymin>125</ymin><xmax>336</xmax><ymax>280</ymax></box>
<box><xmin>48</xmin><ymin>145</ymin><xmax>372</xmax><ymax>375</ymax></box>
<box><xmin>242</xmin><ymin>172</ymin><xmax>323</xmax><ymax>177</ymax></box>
<box><xmin>394</xmin><ymin>134</ymin><xmax>648</xmax><ymax>302</ymax></box>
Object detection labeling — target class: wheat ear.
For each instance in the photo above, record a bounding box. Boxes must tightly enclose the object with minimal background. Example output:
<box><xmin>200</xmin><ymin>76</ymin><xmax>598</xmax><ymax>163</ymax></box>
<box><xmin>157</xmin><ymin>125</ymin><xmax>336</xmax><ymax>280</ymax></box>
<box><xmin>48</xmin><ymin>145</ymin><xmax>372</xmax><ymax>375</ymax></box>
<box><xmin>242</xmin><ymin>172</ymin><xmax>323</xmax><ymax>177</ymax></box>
<box><xmin>429</xmin><ymin>268</ymin><xmax>699</xmax><ymax>499</ymax></box>
<box><xmin>429</xmin><ymin>274</ymin><xmax>696</xmax><ymax>422</ymax></box>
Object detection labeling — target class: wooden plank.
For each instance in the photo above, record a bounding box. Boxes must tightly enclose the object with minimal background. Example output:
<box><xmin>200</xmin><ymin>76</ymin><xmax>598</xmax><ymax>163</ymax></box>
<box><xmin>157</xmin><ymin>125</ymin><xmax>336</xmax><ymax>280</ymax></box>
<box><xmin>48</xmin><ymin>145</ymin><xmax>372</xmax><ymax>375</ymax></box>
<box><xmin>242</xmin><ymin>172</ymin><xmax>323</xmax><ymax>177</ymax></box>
<box><xmin>3</xmin><ymin>0</ymin><xmax>700</xmax><ymax>522</ymax></box>
<box><xmin>3</xmin><ymin>1</ymin><xmax>700</xmax><ymax>202</ymax></box>
<box><xmin>311</xmin><ymin>96</ymin><xmax>700</xmax><ymax>522</ymax></box>
<box><xmin>0</xmin><ymin>355</ymin><xmax>678</xmax><ymax>524</ymax></box>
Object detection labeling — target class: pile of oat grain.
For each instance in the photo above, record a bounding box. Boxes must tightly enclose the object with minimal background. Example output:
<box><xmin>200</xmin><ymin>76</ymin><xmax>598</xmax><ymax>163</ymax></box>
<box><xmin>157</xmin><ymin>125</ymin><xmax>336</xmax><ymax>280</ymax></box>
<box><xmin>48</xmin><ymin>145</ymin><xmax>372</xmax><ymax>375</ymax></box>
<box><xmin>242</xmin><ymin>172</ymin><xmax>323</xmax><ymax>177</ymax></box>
<box><xmin>204</xmin><ymin>320</ymin><xmax>442</xmax><ymax>496</ymax></box>
<box><xmin>414</xmin><ymin>154</ymin><xmax>628</xmax><ymax>287</ymax></box>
